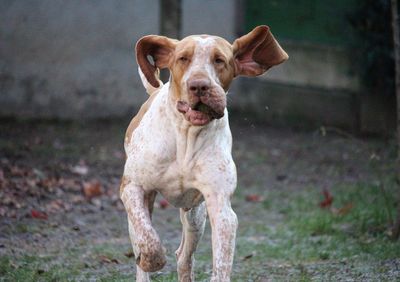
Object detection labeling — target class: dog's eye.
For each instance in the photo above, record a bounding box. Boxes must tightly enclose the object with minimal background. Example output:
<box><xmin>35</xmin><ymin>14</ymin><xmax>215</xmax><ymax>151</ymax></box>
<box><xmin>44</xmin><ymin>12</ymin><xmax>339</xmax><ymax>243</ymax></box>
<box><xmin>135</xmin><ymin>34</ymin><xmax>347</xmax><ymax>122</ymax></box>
<box><xmin>214</xmin><ymin>58</ymin><xmax>225</xmax><ymax>65</ymax></box>
<box><xmin>179</xmin><ymin>56</ymin><xmax>189</xmax><ymax>63</ymax></box>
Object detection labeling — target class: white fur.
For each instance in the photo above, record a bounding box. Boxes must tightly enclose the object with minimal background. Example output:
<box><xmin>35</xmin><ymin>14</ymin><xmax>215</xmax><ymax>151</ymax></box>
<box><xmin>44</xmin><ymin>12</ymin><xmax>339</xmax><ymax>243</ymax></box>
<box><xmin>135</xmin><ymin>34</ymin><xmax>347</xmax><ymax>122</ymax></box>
<box><xmin>122</xmin><ymin>38</ymin><xmax>238</xmax><ymax>282</ymax></box>
<box><xmin>138</xmin><ymin>66</ymin><xmax>163</xmax><ymax>95</ymax></box>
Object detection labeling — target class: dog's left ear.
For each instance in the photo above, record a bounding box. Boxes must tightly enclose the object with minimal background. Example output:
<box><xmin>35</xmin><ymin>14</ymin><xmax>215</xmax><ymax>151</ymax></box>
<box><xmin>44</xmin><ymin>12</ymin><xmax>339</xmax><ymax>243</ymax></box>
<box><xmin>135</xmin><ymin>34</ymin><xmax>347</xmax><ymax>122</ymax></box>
<box><xmin>232</xmin><ymin>25</ymin><xmax>288</xmax><ymax>77</ymax></box>
<box><xmin>136</xmin><ymin>35</ymin><xmax>177</xmax><ymax>88</ymax></box>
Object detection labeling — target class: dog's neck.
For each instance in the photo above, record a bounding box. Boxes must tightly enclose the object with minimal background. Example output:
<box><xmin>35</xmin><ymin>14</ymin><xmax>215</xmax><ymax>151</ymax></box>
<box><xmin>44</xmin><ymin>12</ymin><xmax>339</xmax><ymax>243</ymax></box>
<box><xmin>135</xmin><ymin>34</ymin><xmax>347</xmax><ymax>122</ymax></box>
<box><xmin>162</xmin><ymin>81</ymin><xmax>228</xmax><ymax>165</ymax></box>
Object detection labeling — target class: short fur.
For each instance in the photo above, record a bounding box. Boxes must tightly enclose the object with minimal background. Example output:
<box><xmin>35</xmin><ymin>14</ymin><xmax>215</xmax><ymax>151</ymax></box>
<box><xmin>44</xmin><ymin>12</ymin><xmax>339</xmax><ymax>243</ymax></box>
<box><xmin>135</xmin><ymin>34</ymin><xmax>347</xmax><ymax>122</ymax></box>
<box><xmin>121</xmin><ymin>25</ymin><xmax>288</xmax><ymax>281</ymax></box>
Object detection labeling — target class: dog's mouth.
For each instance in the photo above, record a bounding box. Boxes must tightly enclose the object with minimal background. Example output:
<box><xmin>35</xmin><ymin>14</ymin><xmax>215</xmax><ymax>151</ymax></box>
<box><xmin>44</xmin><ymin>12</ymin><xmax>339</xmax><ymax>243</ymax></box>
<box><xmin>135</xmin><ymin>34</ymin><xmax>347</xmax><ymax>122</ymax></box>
<box><xmin>177</xmin><ymin>101</ymin><xmax>224</xmax><ymax>126</ymax></box>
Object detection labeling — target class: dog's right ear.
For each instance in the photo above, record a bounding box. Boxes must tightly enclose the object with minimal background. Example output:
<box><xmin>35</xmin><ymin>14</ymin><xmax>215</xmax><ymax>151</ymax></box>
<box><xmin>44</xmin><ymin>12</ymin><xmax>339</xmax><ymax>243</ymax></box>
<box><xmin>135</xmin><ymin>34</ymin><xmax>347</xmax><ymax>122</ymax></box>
<box><xmin>232</xmin><ymin>26</ymin><xmax>288</xmax><ymax>77</ymax></box>
<box><xmin>136</xmin><ymin>35</ymin><xmax>177</xmax><ymax>88</ymax></box>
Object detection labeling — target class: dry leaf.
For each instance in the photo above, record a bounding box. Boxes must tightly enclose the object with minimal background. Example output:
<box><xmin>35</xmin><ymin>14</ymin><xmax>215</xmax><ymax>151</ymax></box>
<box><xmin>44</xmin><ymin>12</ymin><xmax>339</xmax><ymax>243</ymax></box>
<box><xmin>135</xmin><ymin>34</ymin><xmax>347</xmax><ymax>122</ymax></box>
<box><xmin>124</xmin><ymin>251</ymin><xmax>135</xmax><ymax>258</ymax></box>
<box><xmin>83</xmin><ymin>180</ymin><xmax>102</xmax><ymax>199</ymax></box>
<box><xmin>242</xmin><ymin>253</ymin><xmax>254</xmax><ymax>260</ymax></box>
<box><xmin>99</xmin><ymin>255</ymin><xmax>119</xmax><ymax>264</ymax></box>
<box><xmin>46</xmin><ymin>199</ymin><xmax>66</xmax><ymax>213</ymax></box>
<box><xmin>319</xmin><ymin>189</ymin><xmax>333</xmax><ymax>208</ymax></box>
<box><xmin>10</xmin><ymin>166</ymin><xmax>25</xmax><ymax>177</ymax></box>
<box><xmin>332</xmin><ymin>203</ymin><xmax>353</xmax><ymax>216</ymax></box>
<box><xmin>31</xmin><ymin>209</ymin><xmax>48</xmax><ymax>220</ymax></box>
<box><xmin>245</xmin><ymin>194</ymin><xmax>263</xmax><ymax>203</ymax></box>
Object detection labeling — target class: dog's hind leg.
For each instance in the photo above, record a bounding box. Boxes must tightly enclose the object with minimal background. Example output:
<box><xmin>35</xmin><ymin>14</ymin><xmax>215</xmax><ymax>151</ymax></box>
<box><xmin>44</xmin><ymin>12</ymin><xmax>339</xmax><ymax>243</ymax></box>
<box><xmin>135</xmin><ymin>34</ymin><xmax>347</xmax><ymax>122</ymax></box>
<box><xmin>121</xmin><ymin>182</ymin><xmax>166</xmax><ymax>278</ymax></box>
<box><xmin>175</xmin><ymin>202</ymin><xmax>207</xmax><ymax>282</ymax></box>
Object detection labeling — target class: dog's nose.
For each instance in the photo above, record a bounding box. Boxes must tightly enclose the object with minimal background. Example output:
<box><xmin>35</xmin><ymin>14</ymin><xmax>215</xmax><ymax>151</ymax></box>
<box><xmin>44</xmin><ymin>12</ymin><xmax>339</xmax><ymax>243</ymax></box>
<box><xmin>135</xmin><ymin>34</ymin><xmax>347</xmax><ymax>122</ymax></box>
<box><xmin>188</xmin><ymin>79</ymin><xmax>211</xmax><ymax>96</ymax></box>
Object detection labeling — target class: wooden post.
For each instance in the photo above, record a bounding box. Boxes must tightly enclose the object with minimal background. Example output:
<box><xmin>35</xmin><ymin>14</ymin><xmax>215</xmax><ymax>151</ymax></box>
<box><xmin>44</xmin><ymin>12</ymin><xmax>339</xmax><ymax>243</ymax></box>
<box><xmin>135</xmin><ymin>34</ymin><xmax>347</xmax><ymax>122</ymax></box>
<box><xmin>391</xmin><ymin>0</ymin><xmax>400</xmax><ymax>240</ymax></box>
<box><xmin>160</xmin><ymin>0</ymin><xmax>181</xmax><ymax>39</ymax></box>
<box><xmin>159</xmin><ymin>0</ymin><xmax>182</xmax><ymax>82</ymax></box>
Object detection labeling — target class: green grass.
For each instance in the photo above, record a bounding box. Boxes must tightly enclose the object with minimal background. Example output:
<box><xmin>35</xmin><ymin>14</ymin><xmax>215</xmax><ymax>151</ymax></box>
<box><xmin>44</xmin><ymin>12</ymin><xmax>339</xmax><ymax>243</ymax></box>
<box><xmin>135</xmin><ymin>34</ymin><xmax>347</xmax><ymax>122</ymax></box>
<box><xmin>230</xmin><ymin>179</ymin><xmax>400</xmax><ymax>280</ymax></box>
<box><xmin>1</xmin><ymin>179</ymin><xmax>399</xmax><ymax>281</ymax></box>
<box><xmin>0</xmin><ymin>255</ymin><xmax>82</xmax><ymax>282</ymax></box>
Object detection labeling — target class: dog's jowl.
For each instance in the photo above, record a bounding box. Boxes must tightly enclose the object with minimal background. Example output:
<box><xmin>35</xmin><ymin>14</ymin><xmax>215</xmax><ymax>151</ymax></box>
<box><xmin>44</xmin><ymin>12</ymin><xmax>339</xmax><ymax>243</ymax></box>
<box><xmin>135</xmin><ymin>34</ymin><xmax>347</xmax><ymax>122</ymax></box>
<box><xmin>120</xmin><ymin>25</ymin><xmax>288</xmax><ymax>282</ymax></box>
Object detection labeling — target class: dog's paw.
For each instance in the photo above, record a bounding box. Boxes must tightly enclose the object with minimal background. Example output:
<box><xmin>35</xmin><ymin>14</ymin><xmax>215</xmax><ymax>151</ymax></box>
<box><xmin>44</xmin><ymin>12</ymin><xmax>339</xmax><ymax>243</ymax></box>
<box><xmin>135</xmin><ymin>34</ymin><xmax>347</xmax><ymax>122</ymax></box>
<box><xmin>136</xmin><ymin>245</ymin><xmax>166</xmax><ymax>272</ymax></box>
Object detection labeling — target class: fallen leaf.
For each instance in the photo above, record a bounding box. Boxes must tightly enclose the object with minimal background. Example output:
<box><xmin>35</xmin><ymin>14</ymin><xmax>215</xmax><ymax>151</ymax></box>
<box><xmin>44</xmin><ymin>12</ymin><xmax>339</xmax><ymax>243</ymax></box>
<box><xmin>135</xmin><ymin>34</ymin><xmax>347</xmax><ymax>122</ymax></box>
<box><xmin>10</xmin><ymin>166</ymin><xmax>26</xmax><ymax>177</ymax></box>
<box><xmin>242</xmin><ymin>253</ymin><xmax>254</xmax><ymax>260</ymax></box>
<box><xmin>39</xmin><ymin>177</ymin><xmax>58</xmax><ymax>190</ymax></box>
<box><xmin>332</xmin><ymin>203</ymin><xmax>353</xmax><ymax>216</ymax></box>
<box><xmin>245</xmin><ymin>194</ymin><xmax>263</xmax><ymax>202</ymax></box>
<box><xmin>59</xmin><ymin>178</ymin><xmax>81</xmax><ymax>191</ymax></box>
<box><xmin>319</xmin><ymin>189</ymin><xmax>333</xmax><ymax>208</ymax></box>
<box><xmin>99</xmin><ymin>255</ymin><xmax>111</xmax><ymax>263</ymax></box>
<box><xmin>70</xmin><ymin>195</ymin><xmax>85</xmax><ymax>204</ymax></box>
<box><xmin>99</xmin><ymin>255</ymin><xmax>119</xmax><ymax>264</ymax></box>
<box><xmin>83</xmin><ymin>180</ymin><xmax>102</xmax><ymax>199</ymax></box>
<box><xmin>159</xmin><ymin>199</ymin><xmax>169</xmax><ymax>209</ymax></box>
<box><xmin>46</xmin><ymin>199</ymin><xmax>66</xmax><ymax>213</ymax></box>
<box><xmin>124</xmin><ymin>251</ymin><xmax>135</xmax><ymax>258</ymax></box>
<box><xmin>31</xmin><ymin>209</ymin><xmax>48</xmax><ymax>220</ymax></box>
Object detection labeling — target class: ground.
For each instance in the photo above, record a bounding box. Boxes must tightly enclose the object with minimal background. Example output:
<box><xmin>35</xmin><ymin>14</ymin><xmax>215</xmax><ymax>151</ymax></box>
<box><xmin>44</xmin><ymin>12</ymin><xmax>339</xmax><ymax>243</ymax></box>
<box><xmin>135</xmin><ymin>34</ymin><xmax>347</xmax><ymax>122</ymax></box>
<box><xmin>0</xmin><ymin>117</ymin><xmax>399</xmax><ymax>281</ymax></box>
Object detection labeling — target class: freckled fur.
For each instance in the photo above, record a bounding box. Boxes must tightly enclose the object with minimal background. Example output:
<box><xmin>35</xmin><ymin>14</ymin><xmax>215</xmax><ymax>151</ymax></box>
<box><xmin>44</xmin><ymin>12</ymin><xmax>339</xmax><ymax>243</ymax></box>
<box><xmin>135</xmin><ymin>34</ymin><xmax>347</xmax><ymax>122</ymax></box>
<box><xmin>121</xmin><ymin>25</ymin><xmax>288</xmax><ymax>281</ymax></box>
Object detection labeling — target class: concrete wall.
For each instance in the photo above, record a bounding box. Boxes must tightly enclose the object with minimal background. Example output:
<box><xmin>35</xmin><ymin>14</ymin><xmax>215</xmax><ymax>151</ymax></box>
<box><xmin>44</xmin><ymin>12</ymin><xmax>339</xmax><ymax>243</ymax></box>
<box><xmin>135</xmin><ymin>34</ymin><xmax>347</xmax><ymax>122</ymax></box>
<box><xmin>1</xmin><ymin>1</ymin><xmax>388</xmax><ymax>134</ymax></box>
<box><xmin>228</xmin><ymin>41</ymin><xmax>360</xmax><ymax>130</ymax></box>
<box><xmin>0</xmin><ymin>0</ymin><xmax>239</xmax><ymax>120</ymax></box>
<box><xmin>0</xmin><ymin>0</ymin><xmax>159</xmax><ymax>119</ymax></box>
<box><xmin>181</xmin><ymin>0</ymin><xmax>236</xmax><ymax>41</ymax></box>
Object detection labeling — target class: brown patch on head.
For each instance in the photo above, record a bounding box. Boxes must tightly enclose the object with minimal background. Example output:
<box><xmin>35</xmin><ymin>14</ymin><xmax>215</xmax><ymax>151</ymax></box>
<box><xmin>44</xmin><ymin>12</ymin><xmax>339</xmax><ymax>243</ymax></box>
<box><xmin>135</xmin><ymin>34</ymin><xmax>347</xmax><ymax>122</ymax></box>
<box><xmin>211</xmin><ymin>37</ymin><xmax>235</xmax><ymax>91</ymax></box>
<box><xmin>169</xmin><ymin>37</ymin><xmax>197</xmax><ymax>100</ymax></box>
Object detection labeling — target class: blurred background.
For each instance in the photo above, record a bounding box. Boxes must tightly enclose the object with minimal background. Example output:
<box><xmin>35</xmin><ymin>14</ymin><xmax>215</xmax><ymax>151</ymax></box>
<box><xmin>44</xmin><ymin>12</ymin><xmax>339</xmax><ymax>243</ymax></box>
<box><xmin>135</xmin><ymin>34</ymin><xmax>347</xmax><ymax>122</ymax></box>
<box><xmin>1</xmin><ymin>1</ymin><xmax>399</xmax><ymax>281</ymax></box>
<box><xmin>0</xmin><ymin>0</ymin><xmax>395</xmax><ymax>135</ymax></box>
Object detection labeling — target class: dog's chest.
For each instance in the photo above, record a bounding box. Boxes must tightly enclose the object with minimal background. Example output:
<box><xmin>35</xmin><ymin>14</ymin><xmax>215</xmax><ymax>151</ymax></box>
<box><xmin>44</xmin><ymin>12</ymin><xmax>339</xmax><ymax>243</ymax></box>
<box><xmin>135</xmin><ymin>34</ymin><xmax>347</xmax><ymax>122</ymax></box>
<box><xmin>125</xmin><ymin>92</ymin><xmax>234</xmax><ymax>207</ymax></box>
<box><xmin>127</xmin><ymin>136</ymin><xmax>206</xmax><ymax>208</ymax></box>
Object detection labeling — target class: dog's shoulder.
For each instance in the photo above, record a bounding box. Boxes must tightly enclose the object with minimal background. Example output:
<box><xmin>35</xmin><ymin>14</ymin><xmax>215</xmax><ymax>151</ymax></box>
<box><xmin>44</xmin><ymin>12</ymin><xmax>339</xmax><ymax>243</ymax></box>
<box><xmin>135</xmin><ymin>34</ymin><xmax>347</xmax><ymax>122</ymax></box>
<box><xmin>125</xmin><ymin>92</ymin><xmax>159</xmax><ymax>146</ymax></box>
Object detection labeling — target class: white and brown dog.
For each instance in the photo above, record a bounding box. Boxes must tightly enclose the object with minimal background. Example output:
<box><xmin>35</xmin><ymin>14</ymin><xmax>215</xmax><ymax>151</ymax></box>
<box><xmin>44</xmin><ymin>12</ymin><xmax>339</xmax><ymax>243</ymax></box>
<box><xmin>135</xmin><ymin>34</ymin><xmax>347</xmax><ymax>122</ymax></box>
<box><xmin>120</xmin><ymin>25</ymin><xmax>288</xmax><ymax>281</ymax></box>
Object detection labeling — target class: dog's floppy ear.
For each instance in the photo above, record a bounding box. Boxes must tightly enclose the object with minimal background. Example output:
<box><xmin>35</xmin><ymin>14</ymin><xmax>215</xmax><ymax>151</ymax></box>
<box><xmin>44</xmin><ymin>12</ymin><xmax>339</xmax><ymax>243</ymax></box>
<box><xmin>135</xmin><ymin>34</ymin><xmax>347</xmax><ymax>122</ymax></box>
<box><xmin>136</xmin><ymin>35</ymin><xmax>177</xmax><ymax>88</ymax></box>
<box><xmin>232</xmin><ymin>25</ymin><xmax>288</xmax><ymax>77</ymax></box>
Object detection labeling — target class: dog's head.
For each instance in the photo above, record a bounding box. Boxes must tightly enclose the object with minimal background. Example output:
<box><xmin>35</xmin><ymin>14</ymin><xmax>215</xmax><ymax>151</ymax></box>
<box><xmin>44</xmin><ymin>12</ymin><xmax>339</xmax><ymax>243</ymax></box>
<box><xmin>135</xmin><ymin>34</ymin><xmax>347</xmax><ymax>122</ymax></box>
<box><xmin>136</xmin><ymin>25</ymin><xmax>288</xmax><ymax>126</ymax></box>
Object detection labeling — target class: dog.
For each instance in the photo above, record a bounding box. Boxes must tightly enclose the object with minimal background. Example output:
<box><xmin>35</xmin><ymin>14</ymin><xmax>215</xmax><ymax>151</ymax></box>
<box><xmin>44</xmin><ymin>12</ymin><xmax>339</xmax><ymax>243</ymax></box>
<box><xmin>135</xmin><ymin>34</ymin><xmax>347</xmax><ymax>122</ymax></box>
<box><xmin>120</xmin><ymin>25</ymin><xmax>288</xmax><ymax>281</ymax></box>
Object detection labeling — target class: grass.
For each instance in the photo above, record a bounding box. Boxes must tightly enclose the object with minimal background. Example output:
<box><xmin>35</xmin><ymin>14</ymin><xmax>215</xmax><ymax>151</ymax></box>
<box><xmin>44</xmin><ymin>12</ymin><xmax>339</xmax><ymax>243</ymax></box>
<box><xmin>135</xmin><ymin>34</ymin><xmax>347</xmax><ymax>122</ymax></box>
<box><xmin>230</xmin><ymin>179</ymin><xmax>400</xmax><ymax>281</ymax></box>
<box><xmin>1</xmin><ymin>179</ymin><xmax>399</xmax><ymax>281</ymax></box>
<box><xmin>1</xmin><ymin>120</ymin><xmax>399</xmax><ymax>280</ymax></box>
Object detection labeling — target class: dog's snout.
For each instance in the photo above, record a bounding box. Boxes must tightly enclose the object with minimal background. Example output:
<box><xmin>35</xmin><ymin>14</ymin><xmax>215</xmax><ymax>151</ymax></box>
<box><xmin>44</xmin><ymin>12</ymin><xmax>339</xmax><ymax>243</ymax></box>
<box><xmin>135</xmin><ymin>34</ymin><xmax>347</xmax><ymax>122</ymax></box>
<box><xmin>188</xmin><ymin>79</ymin><xmax>211</xmax><ymax>96</ymax></box>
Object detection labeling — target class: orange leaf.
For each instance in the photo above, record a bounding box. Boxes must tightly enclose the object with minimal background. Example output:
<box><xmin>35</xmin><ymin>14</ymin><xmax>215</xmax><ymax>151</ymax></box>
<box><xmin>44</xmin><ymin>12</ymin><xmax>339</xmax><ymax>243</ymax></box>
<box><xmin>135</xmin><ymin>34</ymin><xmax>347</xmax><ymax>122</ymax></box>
<box><xmin>31</xmin><ymin>209</ymin><xmax>48</xmax><ymax>220</ymax></box>
<box><xmin>245</xmin><ymin>194</ymin><xmax>263</xmax><ymax>203</ymax></box>
<box><xmin>319</xmin><ymin>189</ymin><xmax>333</xmax><ymax>208</ymax></box>
<box><xmin>332</xmin><ymin>203</ymin><xmax>353</xmax><ymax>216</ymax></box>
<box><xmin>83</xmin><ymin>180</ymin><xmax>102</xmax><ymax>199</ymax></box>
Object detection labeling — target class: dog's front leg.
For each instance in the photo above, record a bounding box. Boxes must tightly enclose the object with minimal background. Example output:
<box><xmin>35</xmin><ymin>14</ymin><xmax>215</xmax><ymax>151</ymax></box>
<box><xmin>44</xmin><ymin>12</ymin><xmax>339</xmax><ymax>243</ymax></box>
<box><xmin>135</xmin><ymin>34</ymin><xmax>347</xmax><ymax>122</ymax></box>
<box><xmin>205</xmin><ymin>193</ymin><xmax>238</xmax><ymax>282</ymax></box>
<box><xmin>120</xmin><ymin>180</ymin><xmax>166</xmax><ymax>278</ymax></box>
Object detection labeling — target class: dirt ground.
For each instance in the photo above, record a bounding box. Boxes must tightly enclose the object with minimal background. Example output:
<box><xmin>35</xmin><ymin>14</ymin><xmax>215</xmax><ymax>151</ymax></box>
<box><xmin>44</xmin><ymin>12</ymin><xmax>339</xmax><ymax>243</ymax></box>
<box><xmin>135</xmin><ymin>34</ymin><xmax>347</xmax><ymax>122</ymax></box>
<box><xmin>0</xmin><ymin>117</ymin><xmax>399</xmax><ymax>281</ymax></box>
